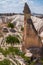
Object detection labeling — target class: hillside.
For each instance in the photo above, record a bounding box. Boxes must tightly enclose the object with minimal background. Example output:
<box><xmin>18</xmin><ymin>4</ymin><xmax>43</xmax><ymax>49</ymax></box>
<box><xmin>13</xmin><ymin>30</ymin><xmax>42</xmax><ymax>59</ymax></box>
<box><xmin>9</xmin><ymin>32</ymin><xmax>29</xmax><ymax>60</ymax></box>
<box><xmin>0</xmin><ymin>14</ymin><xmax>43</xmax><ymax>43</ymax></box>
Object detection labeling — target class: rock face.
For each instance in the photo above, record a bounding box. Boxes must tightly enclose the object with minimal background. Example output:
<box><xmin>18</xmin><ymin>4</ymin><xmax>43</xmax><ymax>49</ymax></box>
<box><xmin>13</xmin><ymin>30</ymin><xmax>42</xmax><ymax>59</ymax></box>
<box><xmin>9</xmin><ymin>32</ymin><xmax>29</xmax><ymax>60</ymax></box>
<box><xmin>22</xmin><ymin>3</ymin><xmax>42</xmax><ymax>52</ymax></box>
<box><xmin>23</xmin><ymin>3</ymin><xmax>31</xmax><ymax>14</ymax></box>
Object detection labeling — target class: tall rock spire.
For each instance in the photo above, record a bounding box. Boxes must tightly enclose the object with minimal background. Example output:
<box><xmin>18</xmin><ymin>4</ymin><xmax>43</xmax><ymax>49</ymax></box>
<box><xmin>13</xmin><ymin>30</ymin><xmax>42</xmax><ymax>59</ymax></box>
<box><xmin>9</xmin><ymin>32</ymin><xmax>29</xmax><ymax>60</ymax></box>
<box><xmin>22</xmin><ymin>3</ymin><xmax>42</xmax><ymax>53</ymax></box>
<box><xmin>23</xmin><ymin>3</ymin><xmax>31</xmax><ymax>14</ymax></box>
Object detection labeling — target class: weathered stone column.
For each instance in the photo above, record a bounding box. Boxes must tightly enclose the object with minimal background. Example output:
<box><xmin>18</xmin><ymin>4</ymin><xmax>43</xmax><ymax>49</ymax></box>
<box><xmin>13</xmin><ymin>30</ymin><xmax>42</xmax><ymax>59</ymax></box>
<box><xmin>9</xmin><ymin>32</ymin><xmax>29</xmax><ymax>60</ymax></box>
<box><xmin>22</xmin><ymin>3</ymin><xmax>42</xmax><ymax>52</ymax></box>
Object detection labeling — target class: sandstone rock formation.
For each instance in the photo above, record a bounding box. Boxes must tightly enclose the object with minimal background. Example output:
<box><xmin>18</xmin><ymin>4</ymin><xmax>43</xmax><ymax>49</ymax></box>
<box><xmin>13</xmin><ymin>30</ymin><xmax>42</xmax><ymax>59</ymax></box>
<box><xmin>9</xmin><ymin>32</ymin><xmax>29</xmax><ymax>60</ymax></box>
<box><xmin>22</xmin><ymin>3</ymin><xmax>42</xmax><ymax>52</ymax></box>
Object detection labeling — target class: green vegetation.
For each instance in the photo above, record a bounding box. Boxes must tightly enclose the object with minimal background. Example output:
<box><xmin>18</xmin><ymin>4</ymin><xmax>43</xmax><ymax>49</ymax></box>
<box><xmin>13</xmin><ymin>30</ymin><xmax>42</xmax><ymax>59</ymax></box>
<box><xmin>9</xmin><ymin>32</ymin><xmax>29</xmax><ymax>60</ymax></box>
<box><xmin>0</xmin><ymin>46</ymin><xmax>24</xmax><ymax>57</ymax></box>
<box><xmin>6</xmin><ymin>35</ymin><xmax>20</xmax><ymax>45</ymax></box>
<box><xmin>8</xmin><ymin>47</ymin><xmax>25</xmax><ymax>56</ymax></box>
<box><xmin>0</xmin><ymin>59</ymin><xmax>10</xmax><ymax>65</ymax></box>
<box><xmin>30</xmin><ymin>62</ymin><xmax>36</xmax><ymax>65</ymax></box>
<box><xmin>0</xmin><ymin>47</ymin><xmax>21</xmax><ymax>56</ymax></box>
<box><xmin>8</xmin><ymin>47</ymin><xmax>20</xmax><ymax>55</ymax></box>
<box><xmin>1</xmin><ymin>47</ymin><xmax>42</xmax><ymax>65</ymax></box>
<box><xmin>7</xmin><ymin>22</ymin><xmax>14</xmax><ymax>28</ymax></box>
<box><xmin>0</xmin><ymin>47</ymin><xmax>10</xmax><ymax>56</ymax></box>
<box><xmin>21</xmin><ymin>55</ymin><xmax>30</xmax><ymax>64</ymax></box>
<box><xmin>40</xmin><ymin>58</ymin><xmax>43</xmax><ymax>64</ymax></box>
<box><xmin>21</xmin><ymin>27</ymin><xmax>24</xmax><ymax>31</ymax></box>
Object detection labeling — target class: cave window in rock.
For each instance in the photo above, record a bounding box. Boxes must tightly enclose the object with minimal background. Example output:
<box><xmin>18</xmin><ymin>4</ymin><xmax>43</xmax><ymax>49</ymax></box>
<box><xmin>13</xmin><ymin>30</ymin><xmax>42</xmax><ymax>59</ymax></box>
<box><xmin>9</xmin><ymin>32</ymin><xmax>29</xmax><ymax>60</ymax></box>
<box><xmin>27</xmin><ymin>19</ymin><xmax>32</xmax><ymax>30</ymax></box>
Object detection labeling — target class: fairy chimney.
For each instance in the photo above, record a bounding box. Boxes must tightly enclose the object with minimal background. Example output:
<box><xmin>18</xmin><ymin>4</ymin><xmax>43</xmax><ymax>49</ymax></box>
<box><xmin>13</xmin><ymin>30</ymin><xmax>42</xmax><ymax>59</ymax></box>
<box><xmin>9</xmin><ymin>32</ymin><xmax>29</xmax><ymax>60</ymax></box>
<box><xmin>22</xmin><ymin>3</ymin><xmax>42</xmax><ymax>52</ymax></box>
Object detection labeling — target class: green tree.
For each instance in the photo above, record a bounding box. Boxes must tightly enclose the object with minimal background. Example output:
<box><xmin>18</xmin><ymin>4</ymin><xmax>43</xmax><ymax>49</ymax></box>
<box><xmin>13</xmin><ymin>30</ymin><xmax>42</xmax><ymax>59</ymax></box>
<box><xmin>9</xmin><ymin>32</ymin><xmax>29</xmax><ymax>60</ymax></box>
<box><xmin>0</xmin><ymin>59</ymin><xmax>10</xmax><ymax>65</ymax></box>
<box><xmin>6</xmin><ymin>35</ymin><xmax>20</xmax><ymax>45</ymax></box>
<box><xmin>7</xmin><ymin>22</ymin><xmax>14</xmax><ymax>28</ymax></box>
